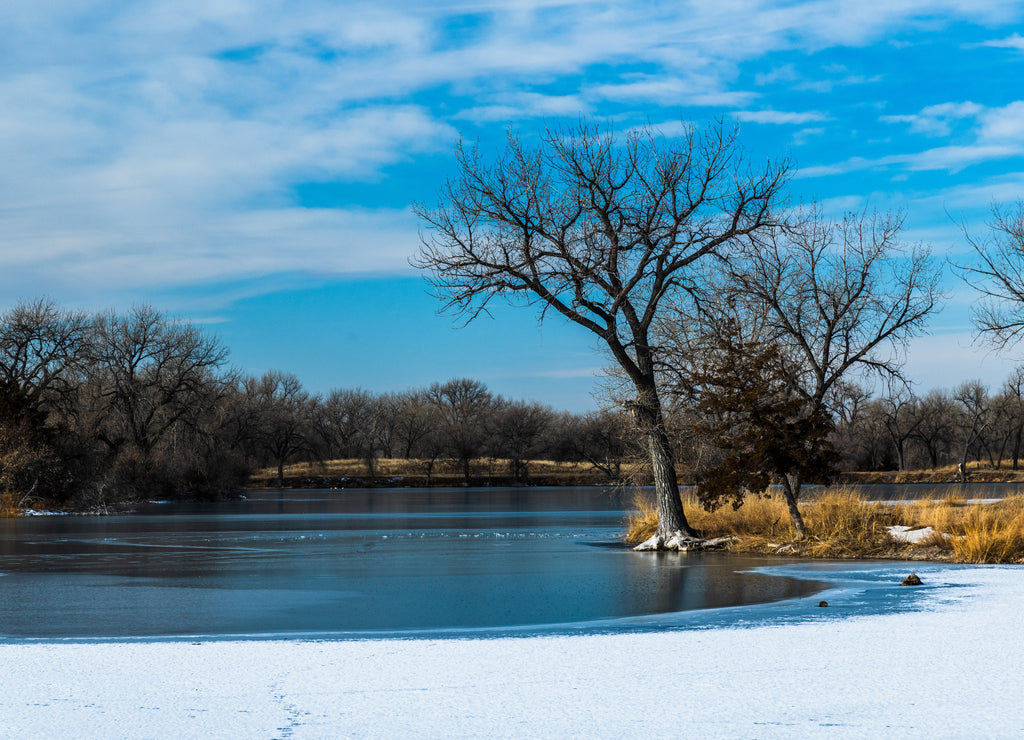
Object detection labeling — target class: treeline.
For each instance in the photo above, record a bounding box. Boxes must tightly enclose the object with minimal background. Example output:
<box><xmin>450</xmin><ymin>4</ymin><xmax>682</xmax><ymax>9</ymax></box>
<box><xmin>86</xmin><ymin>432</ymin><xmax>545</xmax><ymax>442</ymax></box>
<box><xmin>253</xmin><ymin>377</ymin><xmax>635</xmax><ymax>487</ymax></box>
<box><xmin>5</xmin><ymin>297</ymin><xmax>1023</xmax><ymax>511</ymax></box>
<box><xmin>0</xmin><ymin>299</ymin><xmax>634</xmax><ymax>509</ymax></box>
<box><xmin>832</xmin><ymin>376</ymin><xmax>1024</xmax><ymax>473</ymax></box>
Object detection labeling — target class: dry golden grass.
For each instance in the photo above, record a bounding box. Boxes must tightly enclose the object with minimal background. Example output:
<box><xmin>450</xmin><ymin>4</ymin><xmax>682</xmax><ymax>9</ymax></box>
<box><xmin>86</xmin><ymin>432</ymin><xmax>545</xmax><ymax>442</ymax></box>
<box><xmin>626</xmin><ymin>487</ymin><xmax>1024</xmax><ymax>563</ymax></box>
<box><xmin>626</xmin><ymin>491</ymin><xmax>800</xmax><ymax>544</ymax></box>
<box><xmin>250</xmin><ymin>457</ymin><xmax>647</xmax><ymax>486</ymax></box>
<box><xmin>946</xmin><ymin>499</ymin><xmax>1024</xmax><ymax>563</ymax></box>
<box><xmin>0</xmin><ymin>493</ymin><xmax>20</xmax><ymax>518</ymax></box>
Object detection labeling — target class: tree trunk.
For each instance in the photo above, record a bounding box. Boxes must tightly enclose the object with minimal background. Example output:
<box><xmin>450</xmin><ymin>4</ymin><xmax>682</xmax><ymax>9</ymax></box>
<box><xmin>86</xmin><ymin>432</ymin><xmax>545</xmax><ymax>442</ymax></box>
<box><xmin>779</xmin><ymin>474</ymin><xmax>806</xmax><ymax>540</ymax></box>
<box><xmin>632</xmin><ymin>385</ymin><xmax>697</xmax><ymax>539</ymax></box>
<box><xmin>277</xmin><ymin>461</ymin><xmax>285</xmax><ymax>488</ymax></box>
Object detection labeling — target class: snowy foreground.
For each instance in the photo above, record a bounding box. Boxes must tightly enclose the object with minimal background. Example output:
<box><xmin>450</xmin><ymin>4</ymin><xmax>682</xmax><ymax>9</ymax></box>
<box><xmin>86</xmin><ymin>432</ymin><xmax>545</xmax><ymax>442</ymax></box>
<box><xmin>4</xmin><ymin>566</ymin><xmax>1023</xmax><ymax>739</ymax></box>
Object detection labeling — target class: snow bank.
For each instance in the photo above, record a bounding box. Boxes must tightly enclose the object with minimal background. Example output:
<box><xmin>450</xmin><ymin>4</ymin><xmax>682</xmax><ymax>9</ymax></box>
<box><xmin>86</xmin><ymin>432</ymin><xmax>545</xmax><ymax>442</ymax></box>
<box><xmin>3</xmin><ymin>565</ymin><xmax>1023</xmax><ymax>738</ymax></box>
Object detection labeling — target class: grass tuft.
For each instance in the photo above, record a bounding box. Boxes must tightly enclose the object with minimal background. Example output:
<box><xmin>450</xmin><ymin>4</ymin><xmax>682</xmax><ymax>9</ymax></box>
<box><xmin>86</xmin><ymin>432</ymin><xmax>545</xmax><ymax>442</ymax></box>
<box><xmin>948</xmin><ymin>499</ymin><xmax>1024</xmax><ymax>563</ymax></box>
<box><xmin>625</xmin><ymin>493</ymin><xmax>658</xmax><ymax>543</ymax></box>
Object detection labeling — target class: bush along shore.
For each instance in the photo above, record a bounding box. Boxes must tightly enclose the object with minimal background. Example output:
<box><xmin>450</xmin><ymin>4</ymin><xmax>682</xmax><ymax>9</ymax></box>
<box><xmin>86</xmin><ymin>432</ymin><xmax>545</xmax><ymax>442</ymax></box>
<box><xmin>626</xmin><ymin>487</ymin><xmax>1024</xmax><ymax>564</ymax></box>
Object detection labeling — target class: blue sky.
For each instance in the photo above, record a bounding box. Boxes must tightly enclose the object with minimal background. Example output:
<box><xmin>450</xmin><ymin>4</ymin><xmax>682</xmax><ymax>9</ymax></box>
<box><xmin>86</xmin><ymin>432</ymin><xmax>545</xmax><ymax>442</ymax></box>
<box><xmin>3</xmin><ymin>1</ymin><xmax>1024</xmax><ymax>411</ymax></box>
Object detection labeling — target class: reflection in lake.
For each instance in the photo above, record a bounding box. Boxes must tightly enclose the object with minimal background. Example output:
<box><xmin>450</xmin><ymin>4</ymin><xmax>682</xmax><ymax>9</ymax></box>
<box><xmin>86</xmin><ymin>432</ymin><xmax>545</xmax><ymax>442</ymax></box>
<box><xmin>0</xmin><ymin>488</ymin><xmax>828</xmax><ymax>641</ymax></box>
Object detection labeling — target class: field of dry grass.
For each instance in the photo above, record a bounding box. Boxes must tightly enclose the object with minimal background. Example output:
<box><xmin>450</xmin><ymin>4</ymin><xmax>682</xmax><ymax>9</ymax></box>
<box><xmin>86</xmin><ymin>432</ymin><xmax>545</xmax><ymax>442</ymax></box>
<box><xmin>626</xmin><ymin>487</ymin><xmax>1024</xmax><ymax>564</ymax></box>
<box><xmin>248</xmin><ymin>457</ymin><xmax>645</xmax><ymax>488</ymax></box>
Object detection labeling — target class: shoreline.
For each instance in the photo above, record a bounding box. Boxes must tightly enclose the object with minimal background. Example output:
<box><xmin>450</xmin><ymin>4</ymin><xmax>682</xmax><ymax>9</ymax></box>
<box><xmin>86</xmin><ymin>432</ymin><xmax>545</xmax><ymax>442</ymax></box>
<box><xmin>4</xmin><ymin>563</ymin><xmax>1022</xmax><ymax>737</ymax></box>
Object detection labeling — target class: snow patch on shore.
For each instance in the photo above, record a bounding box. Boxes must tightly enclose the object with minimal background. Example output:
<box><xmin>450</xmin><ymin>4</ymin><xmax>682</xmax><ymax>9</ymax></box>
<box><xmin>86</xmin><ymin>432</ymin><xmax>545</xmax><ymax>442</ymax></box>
<box><xmin>887</xmin><ymin>524</ymin><xmax>949</xmax><ymax>544</ymax></box>
<box><xmin>2</xmin><ymin>565</ymin><xmax>1022</xmax><ymax>738</ymax></box>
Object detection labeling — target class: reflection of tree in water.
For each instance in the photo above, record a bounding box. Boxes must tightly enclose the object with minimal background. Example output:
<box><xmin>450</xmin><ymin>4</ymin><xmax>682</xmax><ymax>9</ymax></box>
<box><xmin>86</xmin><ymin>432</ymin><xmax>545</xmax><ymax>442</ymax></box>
<box><xmin>630</xmin><ymin>553</ymin><xmax>823</xmax><ymax>615</ymax></box>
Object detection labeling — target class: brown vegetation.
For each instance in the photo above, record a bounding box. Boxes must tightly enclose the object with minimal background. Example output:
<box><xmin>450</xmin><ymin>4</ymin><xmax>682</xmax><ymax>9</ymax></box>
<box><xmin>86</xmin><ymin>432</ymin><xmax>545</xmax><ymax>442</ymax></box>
<box><xmin>625</xmin><ymin>487</ymin><xmax>1024</xmax><ymax>564</ymax></box>
<box><xmin>248</xmin><ymin>457</ymin><xmax>646</xmax><ymax>489</ymax></box>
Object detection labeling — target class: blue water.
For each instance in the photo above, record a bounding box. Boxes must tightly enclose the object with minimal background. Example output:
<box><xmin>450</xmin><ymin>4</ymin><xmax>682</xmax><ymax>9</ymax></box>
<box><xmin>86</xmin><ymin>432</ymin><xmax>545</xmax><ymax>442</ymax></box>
<box><xmin>0</xmin><ymin>488</ymin><xmax>940</xmax><ymax>642</ymax></box>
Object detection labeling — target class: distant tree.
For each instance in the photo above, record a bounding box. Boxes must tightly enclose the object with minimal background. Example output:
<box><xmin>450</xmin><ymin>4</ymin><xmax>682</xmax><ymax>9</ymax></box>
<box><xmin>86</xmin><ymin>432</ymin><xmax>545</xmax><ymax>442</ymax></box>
<box><xmin>984</xmin><ymin>389</ymin><xmax>1017</xmax><ymax>470</ymax></box>
<box><xmin>0</xmin><ymin>299</ymin><xmax>91</xmax><ymax>419</ymax></box>
<box><xmin>414</xmin><ymin>119</ymin><xmax>788</xmax><ymax>543</ymax></box>
<box><xmin>829</xmin><ymin>381</ymin><xmax>873</xmax><ymax>471</ymax></box>
<box><xmin>312</xmin><ymin>388</ymin><xmax>381</xmax><ymax>477</ymax></box>
<box><xmin>245</xmin><ymin>371</ymin><xmax>314</xmax><ymax>487</ymax></box>
<box><xmin>392</xmin><ymin>390</ymin><xmax>440</xmax><ymax>460</ymax></box>
<box><xmin>876</xmin><ymin>381</ymin><xmax>923</xmax><ymax>472</ymax></box>
<box><xmin>952</xmin><ymin>380</ymin><xmax>992</xmax><ymax>476</ymax></box>
<box><xmin>77</xmin><ymin>305</ymin><xmax>235</xmax><ymax>500</ymax></box>
<box><xmin>426</xmin><ymin>378</ymin><xmax>493</xmax><ymax>485</ymax></box>
<box><xmin>912</xmin><ymin>390</ymin><xmax>958</xmax><ymax>469</ymax></box>
<box><xmin>555</xmin><ymin>410</ymin><xmax>636</xmax><ymax>481</ymax></box>
<box><xmin>492</xmin><ymin>399</ymin><xmax>553</xmax><ymax>483</ymax></box>
<box><xmin>850</xmin><ymin>400</ymin><xmax>897</xmax><ymax>471</ymax></box>
<box><xmin>372</xmin><ymin>393</ymin><xmax>401</xmax><ymax>461</ymax></box>
<box><xmin>84</xmin><ymin>306</ymin><xmax>230</xmax><ymax>458</ymax></box>
<box><xmin>999</xmin><ymin>367</ymin><xmax>1024</xmax><ymax>469</ymax></box>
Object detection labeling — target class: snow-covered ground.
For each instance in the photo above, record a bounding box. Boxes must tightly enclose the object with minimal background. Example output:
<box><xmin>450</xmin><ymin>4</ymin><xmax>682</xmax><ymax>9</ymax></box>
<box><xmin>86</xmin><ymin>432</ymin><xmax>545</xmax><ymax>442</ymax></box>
<box><xmin>3</xmin><ymin>565</ymin><xmax>1022</xmax><ymax>739</ymax></box>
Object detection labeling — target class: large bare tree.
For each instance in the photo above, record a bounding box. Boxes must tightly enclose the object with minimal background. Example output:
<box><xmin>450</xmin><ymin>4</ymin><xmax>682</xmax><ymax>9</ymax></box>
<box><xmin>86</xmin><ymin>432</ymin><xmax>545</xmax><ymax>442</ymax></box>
<box><xmin>413</xmin><ymin>119</ymin><xmax>788</xmax><ymax>543</ymax></box>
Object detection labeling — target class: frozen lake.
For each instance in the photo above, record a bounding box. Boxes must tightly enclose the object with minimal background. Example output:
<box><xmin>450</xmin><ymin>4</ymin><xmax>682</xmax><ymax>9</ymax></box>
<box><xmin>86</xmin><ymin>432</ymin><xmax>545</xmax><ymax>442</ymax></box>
<box><xmin>0</xmin><ymin>487</ymin><xmax>839</xmax><ymax>641</ymax></box>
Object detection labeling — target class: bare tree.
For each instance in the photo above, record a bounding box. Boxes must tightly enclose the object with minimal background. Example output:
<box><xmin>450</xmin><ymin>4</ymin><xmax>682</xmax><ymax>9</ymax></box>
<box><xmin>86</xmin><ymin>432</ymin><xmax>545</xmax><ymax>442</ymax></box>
<box><xmin>957</xmin><ymin>203</ymin><xmax>1024</xmax><ymax>347</ymax></box>
<box><xmin>85</xmin><ymin>305</ymin><xmax>231</xmax><ymax>460</ymax></box>
<box><xmin>311</xmin><ymin>388</ymin><xmax>382</xmax><ymax>477</ymax></box>
<box><xmin>876</xmin><ymin>380</ymin><xmax>923</xmax><ymax>472</ymax></box>
<box><xmin>413</xmin><ymin>119</ymin><xmax>788</xmax><ymax>543</ymax></box>
<box><xmin>912</xmin><ymin>390</ymin><xmax>957</xmax><ymax>469</ymax></box>
<box><xmin>426</xmin><ymin>378</ymin><xmax>493</xmax><ymax>486</ymax></box>
<box><xmin>952</xmin><ymin>380</ymin><xmax>992</xmax><ymax>477</ymax></box>
<box><xmin>730</xmin><ymin>209</ymin><xmax>941</xmax><ymax>411</ymax></box>
<box><xmin>492</xmin><ymin>399</ymin><xmax>553</xmax><ymax>483</ymax></box>
<box><xmin>392</xmin><ymin>390</ymin><xmax>440</xmax><ymax>460</ymax></box>
<box><xmin>713</xmin><ymin>209</ymin><xmax>938</xmax><ymax>534</ymax></box>
<box><xmin>851</xmin><ymin>400</ymin><xmax>897</xmax><ymax>471</ymax></box>
<box><xmin>984</xmin><ymin>389</ymin><xmax>1018</xmax><ymax>470</ymax></box>
<box><xmin>829</xmin><ymin>381</ymin><xmax>873</xmax><ymax>470</ymax></box>
<box><xmin>0</xmin><ymin>298</ymin><xmax>90</xmax><ymax>415</ymax></box>
<box><xmin>244</xmin><ymin>371</ymin><xmax>314</xmax><ymax>487</ymax></box>
<box><xmin>554</xmin><ymin>409</ymin><xmax>636</xmax><ymax>481</ymax></box>
<box><xmin>1000</xmin><ymin>367</ymin><xmax>1024</xmax><ymax>469</ymax></box>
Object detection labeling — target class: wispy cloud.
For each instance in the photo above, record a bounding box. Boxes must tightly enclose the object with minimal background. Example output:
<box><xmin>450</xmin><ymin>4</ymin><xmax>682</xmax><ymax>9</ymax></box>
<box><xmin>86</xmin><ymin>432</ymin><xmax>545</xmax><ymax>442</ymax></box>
<box><xmin>455</xmin><ymin>93</ymin><xmax>591</xmax><ymax>122</ymax></box>
<box><xmin>734</xmin><ymin>109</ymin><xmax>829</xmax><ymax>125</ymax></box>
<box><xmin>976</xmin><ymin>33</ymin><xmax>1024</xmax><ymax>51</ymax></box>
<box><xmin>881</xmin><ymin>102</ymin><xmax>984</xmax><ymax>136</ymax></box>
<box><xmin>800</xmin><ymin>100</ymin><xmax>1024</xmax><ymax>178</ymax></box>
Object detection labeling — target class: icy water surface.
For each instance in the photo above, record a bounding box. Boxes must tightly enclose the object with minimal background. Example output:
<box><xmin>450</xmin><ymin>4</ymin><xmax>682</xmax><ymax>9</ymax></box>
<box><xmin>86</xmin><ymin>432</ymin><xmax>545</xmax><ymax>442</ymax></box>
<box><xmin>0</xmin><ymin>487</ymin><xmax>906</xmax><ymax>642</ymax></box>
